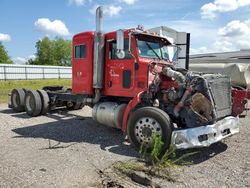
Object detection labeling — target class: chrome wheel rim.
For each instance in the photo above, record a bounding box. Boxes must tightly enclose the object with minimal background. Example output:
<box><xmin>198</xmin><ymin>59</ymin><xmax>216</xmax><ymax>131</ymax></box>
<box><xmin>134</xmin><ymin>117</ymin><xmax>162</xmax><ymax>144</ymax></box>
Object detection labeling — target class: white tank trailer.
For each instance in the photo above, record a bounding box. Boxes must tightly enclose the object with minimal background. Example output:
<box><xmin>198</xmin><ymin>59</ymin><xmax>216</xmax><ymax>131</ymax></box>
<box><xmin>190</xmin><ymin>50</ymin><xmax>250</xmax><ymax>90</ymax></box>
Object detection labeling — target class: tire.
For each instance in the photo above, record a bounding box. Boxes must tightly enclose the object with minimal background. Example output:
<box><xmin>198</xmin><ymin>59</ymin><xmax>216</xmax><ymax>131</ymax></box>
<box><xmin>127</xmin><ymin>107</ymin><xmax>173</xmax><ymax>152</ymax></box>
<box><xmin>11</xmin><ymin>89</ymin><xmax>26</xmax><ymax>112</ymax></box>
<box><xmin>24</xmin><ymin>90</ymin><xmax>42</xmax><ymax>117</ymax></box>
<box><xmin>37</xmin><ymin>90</ymin><xmax>50</xmax><ymax>115</ymax></box>
<box><xmin>66</xmin><ymin>102</ymin><xmax>82</xmax><ymax>110</ymax></box>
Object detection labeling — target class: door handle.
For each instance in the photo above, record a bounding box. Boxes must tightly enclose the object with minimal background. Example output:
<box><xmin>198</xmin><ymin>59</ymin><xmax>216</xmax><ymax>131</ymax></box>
<box><xmin>108</xmin><ymin>81</ymin><xmax>112</xmax><ymax>87</ymax></box>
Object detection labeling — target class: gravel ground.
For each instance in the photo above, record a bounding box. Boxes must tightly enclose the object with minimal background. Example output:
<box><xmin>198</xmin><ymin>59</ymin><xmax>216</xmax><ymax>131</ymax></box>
<box><xmin>0</xmin><ymin>104</ymin><xmax>249</xmax><ymax>188</ymax></box>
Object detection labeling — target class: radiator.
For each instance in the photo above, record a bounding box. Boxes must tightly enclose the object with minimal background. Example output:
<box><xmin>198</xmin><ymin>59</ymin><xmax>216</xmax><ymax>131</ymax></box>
<box><xmin>203</xmin><ymin>74</ymin><xmax>232</xmax><ymax>119</ymax></box>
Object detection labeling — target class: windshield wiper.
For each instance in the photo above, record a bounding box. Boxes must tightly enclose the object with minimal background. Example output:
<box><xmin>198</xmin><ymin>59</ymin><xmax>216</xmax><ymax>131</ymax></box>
<box><xmin>145</xmin><ymin>42</ymin><xmax>161</xmax><ymax>60</ymax></box>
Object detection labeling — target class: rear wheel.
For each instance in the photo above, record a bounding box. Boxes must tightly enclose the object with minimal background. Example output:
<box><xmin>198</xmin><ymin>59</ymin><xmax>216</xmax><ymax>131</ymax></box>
<box><xmin>37</xmin><ymin>90</ymin><xmax>50</xmax><ymax>115</ymax></box>
<box><xmin>127</xmin><ymin>107</ymin><xmax>173</xmax><ymax>152</ymax></box>
<box><xmin>11</xmin><ymin>89</ymin><xmax>26</xmax><ymax>112</ymax></box>
<box><xmin>24</xmin><ymin>90</ymin><xmax>42</xmax><ymax>117</ymax></box>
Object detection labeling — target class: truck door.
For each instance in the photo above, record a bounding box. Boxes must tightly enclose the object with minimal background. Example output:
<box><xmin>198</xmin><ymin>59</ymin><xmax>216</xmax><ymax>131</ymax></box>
<box><xmin>104</xmin><ymin>39</ymin><xmax>135</xmax><ymax>97</ymax></box>
<box><xmin>72</xmin><ymin>33</ymin><xmax>94</xmax><ymax>95</ymax></box>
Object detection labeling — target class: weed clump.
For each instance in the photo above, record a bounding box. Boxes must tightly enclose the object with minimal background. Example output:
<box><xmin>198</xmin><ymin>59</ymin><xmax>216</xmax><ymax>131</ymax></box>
<box><xmin>114</xmin><ymin>133</ymin><xmax>196</xmax><ymax>182</ymax></box>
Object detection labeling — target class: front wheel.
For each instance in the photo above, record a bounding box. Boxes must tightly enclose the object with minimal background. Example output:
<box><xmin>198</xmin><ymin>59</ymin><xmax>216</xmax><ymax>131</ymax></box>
<box><xmin>127</xmin><ymin>107</ymin><xmax>173</xmax><ymax>152</ymax></box>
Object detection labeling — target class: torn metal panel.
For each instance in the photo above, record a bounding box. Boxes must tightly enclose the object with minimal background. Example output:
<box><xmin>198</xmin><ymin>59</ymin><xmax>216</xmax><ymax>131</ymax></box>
<box><xmin>171</xmin><ymin>116</ymin><xmax>240</xmax><ymax>149</ymax></box>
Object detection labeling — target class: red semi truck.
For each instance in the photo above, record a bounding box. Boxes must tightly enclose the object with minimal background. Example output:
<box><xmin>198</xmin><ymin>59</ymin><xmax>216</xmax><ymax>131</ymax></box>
<box><xmin>9</xmin><ymin>6</ymin><xmax>246</xmax><ymax>151</ymax></box>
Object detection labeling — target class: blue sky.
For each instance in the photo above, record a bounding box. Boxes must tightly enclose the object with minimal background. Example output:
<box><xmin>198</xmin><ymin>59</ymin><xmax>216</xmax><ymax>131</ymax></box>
<box><xmin>0</xmin><ymin>0</ymin><xmax>250</xmax><ymax>63</ymax></box>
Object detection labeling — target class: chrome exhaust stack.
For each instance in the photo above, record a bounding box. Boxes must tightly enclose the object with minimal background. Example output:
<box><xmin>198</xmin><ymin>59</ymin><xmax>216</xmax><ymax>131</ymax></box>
<box><xmin>93</xmin><ymin>6</ymin><xmax>105</xmax><ymax>89</ymax></box>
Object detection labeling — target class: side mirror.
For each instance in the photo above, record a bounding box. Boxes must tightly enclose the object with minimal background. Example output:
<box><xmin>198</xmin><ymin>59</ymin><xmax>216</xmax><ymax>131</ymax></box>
<box><xmin>116</xmin><ymin>29</ymin><xmax>125</xmax><ymax>59</ymax></box>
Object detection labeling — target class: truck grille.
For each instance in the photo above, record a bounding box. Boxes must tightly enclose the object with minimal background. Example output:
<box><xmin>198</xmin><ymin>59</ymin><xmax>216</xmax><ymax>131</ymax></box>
<box><xmin>203</xmin><ymin>74</ymin><xmax>232</xmax><ymax>119</ymax></box>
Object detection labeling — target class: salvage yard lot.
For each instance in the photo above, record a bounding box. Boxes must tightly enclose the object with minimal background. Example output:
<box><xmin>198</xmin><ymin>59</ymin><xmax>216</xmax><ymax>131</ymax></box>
<box><xmin>0</xmin><ymin>104</ymin><xmax>249</xmax><ymax>188</ymax></box>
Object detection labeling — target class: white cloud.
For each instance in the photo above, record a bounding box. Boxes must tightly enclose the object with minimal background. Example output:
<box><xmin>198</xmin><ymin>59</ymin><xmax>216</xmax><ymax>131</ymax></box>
<box><xmin>89</xmin><ymin>4</ymin><xmax>100</xmax><ymax>15</ymax></box>
<box><xmin>191</xmin><ymin>19</ymin><xmax>250</xmax><ymax>54</ymax></box>
<box><xmin>27</xmin><ymin>55</ymin><xmax>36</xmax><ymax>60</ymax></box>
<box><xmin>218</xmin><ymin>20</ymin><xmax>249</xmax><ymax>37</ymax></box>
<box><xmin>212</xmin><ymin>40</ymin><xmax>235</xmax><ymax>52</ymax></box>
<box><xmin>0</xmin><ymin>33</ymin><xmax>11</xmax><ymax>42</ymax></box>
<box><xmin>215</xmin><ymin>19</ymin><xmax>250</xmax><ymax>50</ymax></box>
<box><xmin>69</xmin><ymin>0</ymin><xmax>86</xmax><ymax>6</ymax></box>
<box><xmin>89</xmin><ymin>5</ymin><xmax>122</xmax><ymax>16</ymax></box>
<box><xmin>201</xmin><ymin>0</ymin><xmax>250</xmax><ymax>19</ymax></box>
<box><xmin>119</xmin><ymin>0</ymin><xmax>137</xmax><ymax>5</ymax></box>
<box><xmin>12</xmin><ymin>57</ymin><xmax>26</xmax><ymax>64</ymax></box>
<box><xmin>238</xmin><ymin>0</ymin><xmax>250</xmax><ymax>6</ymax></box>
<box><xmin>107</xmin><ymin>5</ymin><xmax>122</xmax><ymax>16</ymax></box>
<box><xmin>12</xmin><ymin>55</ymin><xmax>36</xmax><ymax>64</ymax></box>
<box><xmin>34</xmin><ymin>18</ymin><xmax>70</xmax><ymax>37</ymax></box>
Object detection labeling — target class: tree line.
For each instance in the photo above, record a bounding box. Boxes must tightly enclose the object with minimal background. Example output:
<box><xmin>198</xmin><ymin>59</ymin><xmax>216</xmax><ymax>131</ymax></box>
<box><xmin>0</xmin><ymin>37</ymin><xmax>72</xmax><ymax>66</ymax></box>
<box><xmin>0</xmin><ymin>43</ymin><xmax>13</xmax><ymax>64</ymax></box>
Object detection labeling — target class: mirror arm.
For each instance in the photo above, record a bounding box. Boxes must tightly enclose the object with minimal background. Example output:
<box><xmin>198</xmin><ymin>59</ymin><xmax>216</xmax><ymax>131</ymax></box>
<box><xmin>128</xmin><ymin>32</ymin><xmax>132</xmax><ymax>53</ymax></box>
<box><xmin>128</xmin><ymin>33</ymin><xmax>137</xmax><ymax>64</ymax></box>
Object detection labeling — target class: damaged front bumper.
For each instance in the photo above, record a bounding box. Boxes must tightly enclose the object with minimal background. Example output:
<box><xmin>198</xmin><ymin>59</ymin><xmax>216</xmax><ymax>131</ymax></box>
<box><xmin>171</xmin><ymin>116</ymin><xmax>240</xmax><ymax>149</ymax></box>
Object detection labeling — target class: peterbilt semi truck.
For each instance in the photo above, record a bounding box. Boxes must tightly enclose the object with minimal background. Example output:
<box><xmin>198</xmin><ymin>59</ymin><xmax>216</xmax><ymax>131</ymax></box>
<box><xmin>9</xmin><ymin>6</ymin><xmax>242</xmax><ymax>151</ymax></box>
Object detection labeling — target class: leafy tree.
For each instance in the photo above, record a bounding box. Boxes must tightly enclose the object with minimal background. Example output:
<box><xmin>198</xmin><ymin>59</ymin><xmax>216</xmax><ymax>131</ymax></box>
<box><xmin>0</xmin><ymin>43</ymin><xmax>13</xmax><ymax>64</ymax></box>
<box><xmin>28</xmin><ymin>37</ymin><xmax>72</xmax><ymax>66</ymax></box>
<box><xmin>53</xmin><ymin>38</ymin><xmax>72</xmax><ymax>66</ymax></box>
<box><xmin>36</xmin><ymin>36</ymin><xmax>54</xmax><ymax>65</ymax></box>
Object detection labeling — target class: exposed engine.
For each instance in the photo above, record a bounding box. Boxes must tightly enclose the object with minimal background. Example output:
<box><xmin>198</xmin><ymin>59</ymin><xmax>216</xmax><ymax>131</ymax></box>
<box><xmin>153</xmin><ymin>64</ymin><xmax>232</xmax><ymax>128</ymax></box>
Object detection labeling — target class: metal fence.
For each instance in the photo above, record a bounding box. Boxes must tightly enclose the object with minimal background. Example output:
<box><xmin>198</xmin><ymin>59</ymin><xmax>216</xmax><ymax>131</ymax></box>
<box><xmin>0</xmin><ymin>64</ymin><xmax>72</xmax><ymax>80</ymax></box>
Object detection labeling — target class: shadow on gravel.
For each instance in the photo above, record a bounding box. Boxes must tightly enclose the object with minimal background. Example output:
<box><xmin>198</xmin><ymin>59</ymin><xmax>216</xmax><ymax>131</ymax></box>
<box><xmin>11</xmin><ymin>113</ymin><xmax>34</xmax><ymax>119</ymax></box>
<box><xmin>6</xmin><ymin>108</ymin><xmax>78</xmax><ymax>120</ymax></box>
<box><xmin>176</xmin><ymin>142</ymin><xmax>228</xmax><ymax>164</ymax></box>
<box><xmin>0</xmin><ymin>108</ymin><xmax>16</xmax><ymax>114</ymax></box>
<box><xmin>0</xmin><ymin>107</ymin><xmax>86</xmax><ymax>120</ymax></box>
<box><xmin>11</xmin><ymin>114</ymin><xmax>138</xmax><ymax>158</ymax></box>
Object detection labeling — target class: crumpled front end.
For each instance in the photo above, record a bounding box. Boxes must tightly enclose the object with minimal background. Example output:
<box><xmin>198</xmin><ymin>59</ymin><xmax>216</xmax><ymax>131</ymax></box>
<box><xmin>171</xmin><ymin>116</ymin><xmax>240</xmax><ymax>149</ymax></box>
<box><xmin>149</xmin><ymin>64</ymin><xmax>240</xmax><ymax>149</ymax></box>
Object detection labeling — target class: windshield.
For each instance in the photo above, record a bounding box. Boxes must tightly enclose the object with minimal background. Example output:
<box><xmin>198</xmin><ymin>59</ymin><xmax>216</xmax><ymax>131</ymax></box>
<box><xmin>136</xmin><ymin>38</ymin><xmax>180</xmax><ymax>61</ymax></box>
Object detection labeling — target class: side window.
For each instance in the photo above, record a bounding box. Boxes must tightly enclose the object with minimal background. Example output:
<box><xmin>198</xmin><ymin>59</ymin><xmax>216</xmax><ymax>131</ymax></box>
<box><xmin>109</xmin><ymin>39</ymin><xmax>132</xmax><ymax>60</ymax></box>
<box><xmin>75</xmin><ymin>45</ymin><xmax>86</xmax><ymax>59</ymax></box>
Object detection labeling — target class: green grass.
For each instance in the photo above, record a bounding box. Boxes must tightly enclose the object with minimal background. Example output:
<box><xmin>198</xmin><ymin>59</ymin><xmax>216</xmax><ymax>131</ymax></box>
<box><xmin>0</xmin><ymin>79</ymin><xmax>71</xmax><ymax>103</ymax></box>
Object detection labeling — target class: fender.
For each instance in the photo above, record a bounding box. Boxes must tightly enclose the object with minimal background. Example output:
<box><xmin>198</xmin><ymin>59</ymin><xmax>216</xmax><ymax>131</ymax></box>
<box><xmin>232</xmin><ymin>89</ymin><xmax>249</xmax><ymax>116</ymax></box>
<box><xmin>122</xmin><ymin>91</ymin><xmax>143</xmax><ymax>132</ymax></box>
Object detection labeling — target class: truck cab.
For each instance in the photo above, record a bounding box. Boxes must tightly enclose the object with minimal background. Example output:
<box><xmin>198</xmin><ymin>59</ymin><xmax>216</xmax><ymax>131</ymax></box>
<box><xmin>72</xmin><ymin>29</ymin><xmax>176</xmax><ymax>98</ymax></box>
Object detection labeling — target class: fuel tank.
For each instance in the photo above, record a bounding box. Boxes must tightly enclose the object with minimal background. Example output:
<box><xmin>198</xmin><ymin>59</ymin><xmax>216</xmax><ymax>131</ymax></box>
<box><xmin>92</xmin><ymin>102</ymin><xmax>127</xmax><ymax>129</ymax></box>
